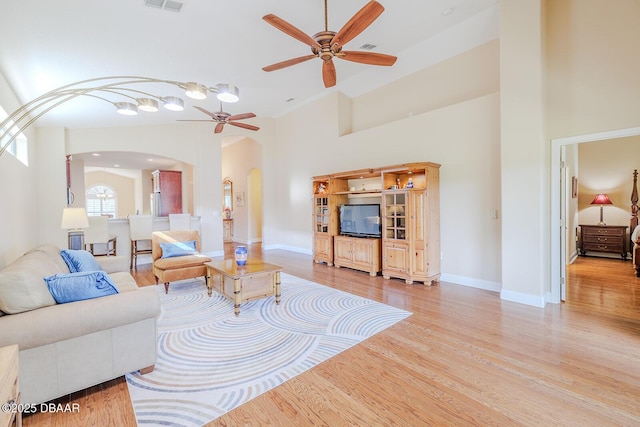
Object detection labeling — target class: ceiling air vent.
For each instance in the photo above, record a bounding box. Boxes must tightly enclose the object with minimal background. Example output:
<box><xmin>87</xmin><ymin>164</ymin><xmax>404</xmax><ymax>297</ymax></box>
<box><xmin>359</xmin><ymin>43</ymin><xmax>377</xmax><ymax>50</ymax></box>
<box><xmin>144</xmin><ymin>0</ymin><xmax>183</xmax><ymax>12</ymax></box>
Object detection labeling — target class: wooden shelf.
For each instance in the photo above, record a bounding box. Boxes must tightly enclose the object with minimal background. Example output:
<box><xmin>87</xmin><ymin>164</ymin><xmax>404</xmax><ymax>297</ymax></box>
<box><xmin>334</xmin><ymin>190</ymin><xmax>382</xmax><ymax>195</ymax></box>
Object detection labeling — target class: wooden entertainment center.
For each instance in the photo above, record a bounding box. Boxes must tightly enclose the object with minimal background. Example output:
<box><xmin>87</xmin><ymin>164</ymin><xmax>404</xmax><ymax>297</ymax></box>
<box><xmin>312</xmin><ymin>162</ymin><xmax>441</xmax><ymax>285</ymax></box>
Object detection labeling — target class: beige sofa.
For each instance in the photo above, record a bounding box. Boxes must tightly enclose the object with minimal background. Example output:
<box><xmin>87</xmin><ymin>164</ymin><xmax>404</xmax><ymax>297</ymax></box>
<box><xmin>0</xmin><ymin>244</ymin><xmax>160</xmax><ymax>404</ymax></box>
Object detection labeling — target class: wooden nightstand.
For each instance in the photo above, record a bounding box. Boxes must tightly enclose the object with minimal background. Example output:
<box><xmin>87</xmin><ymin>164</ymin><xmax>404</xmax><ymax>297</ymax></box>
<box><xmin>0</xmin><ymin>345</ymin><xmax>20</xmax><ymax>427</ymax></box>
<box><xmin>579</xmin><ymin>225</ymin><xmax>628</xmax><ymax>260</ymax></box>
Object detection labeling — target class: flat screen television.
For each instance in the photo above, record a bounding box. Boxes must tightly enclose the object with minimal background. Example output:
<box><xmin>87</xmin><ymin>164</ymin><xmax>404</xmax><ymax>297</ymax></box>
<box><xmin>339</xmin><ymin>204</ymin><xmax>381</xmax><ymax>238</ymax></box>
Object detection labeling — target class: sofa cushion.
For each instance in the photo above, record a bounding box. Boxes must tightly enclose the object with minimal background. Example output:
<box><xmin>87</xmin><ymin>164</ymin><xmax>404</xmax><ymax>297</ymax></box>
<box><xmin>24</xmin><ymin>244</ymin><xmax>70</xmax><ymax>272</ymax></box>
<box><xmin>153</xmin><ymin>254</ymin><xmax>211</xmax><ymax>270</ymax></box>
<box><xmin>109</xmin><ymin>271</ymin><xmax>139</xmax><ymax>292</ymax></box>
<box><xmin>160</xmin><ymin>240</ymin><xmax>198</xmax><ymax>258</ymax></box>
<box><xmin>45</xmin><ymin>271</ymin><xmax>119</xmax><ymax>304</ymax></box>
<box><xmin>0</xmin><ymin>250</ymin><xmax>62</xmax><ymax>314</ymax></box>
<box><xmin>60</xmin><ymin>249</ymin><xmax>102</xmax><ymax>273</ymax></box>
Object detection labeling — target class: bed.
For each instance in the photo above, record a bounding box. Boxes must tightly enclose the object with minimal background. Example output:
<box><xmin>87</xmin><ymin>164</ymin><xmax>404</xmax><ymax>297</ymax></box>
<box><xmin>630</xmin><ymin>170</ymin><xmax>640</xmax><ymax>276</ymax></box>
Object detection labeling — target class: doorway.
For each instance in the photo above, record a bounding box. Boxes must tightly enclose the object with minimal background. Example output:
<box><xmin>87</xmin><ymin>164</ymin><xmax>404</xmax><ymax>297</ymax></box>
<box><xmin>551</xmin><ymin>127</ymin><xmax>640</xmax><ymax>303</ymax></box>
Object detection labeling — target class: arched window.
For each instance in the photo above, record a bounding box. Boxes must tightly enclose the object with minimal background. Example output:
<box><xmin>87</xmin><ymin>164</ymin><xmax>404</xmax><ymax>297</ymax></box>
<box><xmin>86</xmin><ymin>184</ymin><xmax>117</xmax><ymax>218</ymax></box>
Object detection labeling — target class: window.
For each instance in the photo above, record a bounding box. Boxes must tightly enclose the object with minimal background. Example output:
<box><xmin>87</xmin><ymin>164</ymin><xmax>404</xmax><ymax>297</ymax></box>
<box><xmin>0</xmin><ymin>105</ymin><xmax>28</xmax><ymax>166</ymax></box>
<box><xmin>86</xmin><ymin>185</ymin><xmax>117</xmax><ymax>218</ymax></box>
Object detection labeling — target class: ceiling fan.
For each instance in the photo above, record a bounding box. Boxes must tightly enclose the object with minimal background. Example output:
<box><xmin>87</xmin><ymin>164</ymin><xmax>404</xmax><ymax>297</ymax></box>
<box><xmin>178</xmin><ymin>105</ymin><xmax>260</xmax><ymax>134</ymax></box>
<box><xmin>262</xmin><ymin>0</ymin><xmax>397</xmax><ymax>88</ymax></box>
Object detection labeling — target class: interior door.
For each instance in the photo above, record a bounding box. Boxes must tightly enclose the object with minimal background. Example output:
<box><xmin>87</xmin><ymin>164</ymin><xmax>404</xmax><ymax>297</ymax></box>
<box><xmin>560</xmin><ymin>146</ymin><xmax>567</xmax><ymax>301</ymax></box>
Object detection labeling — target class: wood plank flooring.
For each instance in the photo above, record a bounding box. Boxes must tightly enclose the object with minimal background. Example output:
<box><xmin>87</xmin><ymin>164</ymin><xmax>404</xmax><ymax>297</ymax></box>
<box><xmin>22</xmin><ymin>247</ymin><xmax>640</xmax><ymax>426</ymax></box>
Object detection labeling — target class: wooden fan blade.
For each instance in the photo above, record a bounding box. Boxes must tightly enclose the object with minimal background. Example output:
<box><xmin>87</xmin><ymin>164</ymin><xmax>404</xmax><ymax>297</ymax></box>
<box><xmin>176</xmin><ymin>119</ymin><xmax>216</xmax><ymax>122</ymax></box>
<box><xmin>214</xmin><ymin>123</ymin><xmax>225</xmax><ymax>134</ymax></box>
<box><xmin>332</xmin><ymin>1</ymin><xmax>384</xmax><ymax>48</ymax></box>
<box><xmin>228</xmin><ymin>112</ymin><xmax>256</xmax><ymax>121</ymax></box>
<box><xmin>322</xmin><ymin>59</ymin><xmax>337</xmax><ymax>88</ymax></box>
<box><xmin>263</xmin><ymin>14</ymin><xmax>321</xmax><ymax>48</ymax></box>
<box><xmin>193</xmin><ymin>106</ymin><xmax>218</xmax><ymax>119</ymax></box>
<box><xmin>263</xmin><ymin>55</ymin><xmax>317</xmax><ymax>72</ymax></box>
<box><xmin>338</xmin><ymin>51</ymin><xmax>397</xmax><ymax>66</ymax></box>
<box><xmin>228</xmin><ymin>121</ymin><xmax>260</xmax><ymax>131</ymax></box>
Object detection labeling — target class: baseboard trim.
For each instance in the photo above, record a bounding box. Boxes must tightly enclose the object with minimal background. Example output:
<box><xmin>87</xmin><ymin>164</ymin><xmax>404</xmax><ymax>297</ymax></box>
<box><xmin>262</xmin><ymin>244</ymin><xmax>312</xmax><ymax>255</ymax></box>
<box><xmin>440</xmin><ymin>274</ymin><xmax>501</xmax><ymax>293</ymax></box>
<box><xmin>500</xmin><ymin>289</ymin><xmax>546</xmax><ymax>308</ymax></box>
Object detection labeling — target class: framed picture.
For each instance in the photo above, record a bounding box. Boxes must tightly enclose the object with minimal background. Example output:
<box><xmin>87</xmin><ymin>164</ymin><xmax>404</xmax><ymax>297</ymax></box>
<box><xmin>235</xmin><ymin>191</ymin><xmax>245</xmax><ymax>207</ymax></box>
<box><xmin>572</xmin><ymin>176</ymin><xmax>578</xmax><ymax>198</ymax></box>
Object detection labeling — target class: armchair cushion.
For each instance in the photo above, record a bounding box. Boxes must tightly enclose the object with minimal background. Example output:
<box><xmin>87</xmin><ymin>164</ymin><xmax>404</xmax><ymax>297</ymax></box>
<box><xmin>160</xmin><ymin>240</ymin><xmax>198</xmax><ymax>259</ymax></box>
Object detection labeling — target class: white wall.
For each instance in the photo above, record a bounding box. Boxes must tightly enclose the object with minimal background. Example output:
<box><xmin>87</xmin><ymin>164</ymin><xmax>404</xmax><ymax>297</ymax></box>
<box><xmin>0</xmin><ymin>74</ymin><xmax>38</xmax><ymax>268</ymax></box>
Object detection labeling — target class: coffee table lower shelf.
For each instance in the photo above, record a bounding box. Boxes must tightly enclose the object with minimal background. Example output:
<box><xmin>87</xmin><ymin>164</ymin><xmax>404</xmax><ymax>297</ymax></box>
<box><xmin>205</xmin><ymin>259</ymin><xmax>283</xmax><ymax>316</ymax></box>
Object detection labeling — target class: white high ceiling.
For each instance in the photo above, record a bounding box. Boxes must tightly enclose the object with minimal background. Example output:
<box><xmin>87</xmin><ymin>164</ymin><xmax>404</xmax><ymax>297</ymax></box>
<box><xmin>1</xmin><ymin>0</ymin><xmax>498</xmax><ymax>168</ymax></box>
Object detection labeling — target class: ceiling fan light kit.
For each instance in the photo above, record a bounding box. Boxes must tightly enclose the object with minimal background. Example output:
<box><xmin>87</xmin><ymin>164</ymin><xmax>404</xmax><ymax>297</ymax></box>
<box><xmin>136</xmin><ymin>97</ymin><xmax>159</xmax><ymax>112</ymax></box>
<box><xmin>261</xmin><ymin>0</ymin><xmax>397</xmax><ymax>88</ymax></box>
<box><xmin>215</xmin><ymin>84</ymin><xmax>240</xmax><ymax>103</ymax></box>
<box><xmin>0</xmin><ymin>76</ymin><xmax>247</xmax><ymax>158</ymax></box>
<box><xmin>115</xmin><ymin>102</ymin><xmax>138</xmax><ymax>115</ymax></box>
<box><xmin>162</xmin><ymin>96</ymin><xmax>185</xmax><ymax>111</ymax></box>
<box><xmin>184</xmin><ymin>82</ymin><xmax>208</xmax><ymax>100</ymax></box>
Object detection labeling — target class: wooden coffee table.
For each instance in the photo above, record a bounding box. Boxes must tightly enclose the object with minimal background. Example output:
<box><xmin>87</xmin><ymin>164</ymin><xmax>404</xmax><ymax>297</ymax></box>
<box><xmin>205</xmin><ymin>258</ymin><xmax>283</xmax><ymax>316</ymax></box>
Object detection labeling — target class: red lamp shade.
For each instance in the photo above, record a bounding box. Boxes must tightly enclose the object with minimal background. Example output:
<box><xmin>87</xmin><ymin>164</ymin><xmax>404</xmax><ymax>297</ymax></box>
<box><xmin>590</xmin><ymin>194</ymin><xmax>612</xmax><ymax>205</ymax></box>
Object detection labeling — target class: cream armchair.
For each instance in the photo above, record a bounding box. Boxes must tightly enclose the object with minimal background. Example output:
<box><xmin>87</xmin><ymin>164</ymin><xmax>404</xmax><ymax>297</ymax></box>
<box><xmin>151</xmin><ymin>230</ymin><xmax>211</xmax><ymax>293</ymax></box>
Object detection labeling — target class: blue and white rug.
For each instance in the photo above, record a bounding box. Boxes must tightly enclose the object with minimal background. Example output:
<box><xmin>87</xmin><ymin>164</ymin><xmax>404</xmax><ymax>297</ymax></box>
<box><xmin>126</xmin><ymin>273</ymin><xmax>411</xmax><ymax>426</ymax></box>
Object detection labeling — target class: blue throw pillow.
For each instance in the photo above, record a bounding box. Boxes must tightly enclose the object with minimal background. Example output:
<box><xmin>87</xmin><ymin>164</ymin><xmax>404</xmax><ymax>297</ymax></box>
<box><xmin>160</xmin><ymin>240</ymin><xmax>198</xmax><ymax>258</ymax></box>
<box><xmin>45</xmin><ymin>271</ymin><xmax>119</xmax><ymax>304</ymax></box>
<box><xmin>60</xmin><ymin>249</ymin><xmax>102</xmax><ymax>273</ymax></box>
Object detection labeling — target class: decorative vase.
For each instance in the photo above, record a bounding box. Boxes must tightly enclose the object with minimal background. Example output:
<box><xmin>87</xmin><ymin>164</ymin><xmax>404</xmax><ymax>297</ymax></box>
<box><xmin>235</xmin><ymin>246</ymin><xmax>247</xmax><ymax>266</ymax></box>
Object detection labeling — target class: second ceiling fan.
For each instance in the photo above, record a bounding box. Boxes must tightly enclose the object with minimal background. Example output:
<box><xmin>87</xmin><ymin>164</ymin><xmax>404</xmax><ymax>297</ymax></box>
<box><xmin>262</xmin><ymin>0</ymin><xmax>397</xmax><ymax>88</ymax></box>
<box><xmin>178</xmin><ymin>105</ymin><xmax>260</xmax><ymax>134</ymax></box>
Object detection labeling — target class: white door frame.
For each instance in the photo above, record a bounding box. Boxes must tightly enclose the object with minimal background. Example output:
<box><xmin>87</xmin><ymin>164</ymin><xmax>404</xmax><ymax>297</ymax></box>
<box><xmin>551</xmin><ymin>127</ymin><xmax>640</xmax><ymax>303</ymax></box>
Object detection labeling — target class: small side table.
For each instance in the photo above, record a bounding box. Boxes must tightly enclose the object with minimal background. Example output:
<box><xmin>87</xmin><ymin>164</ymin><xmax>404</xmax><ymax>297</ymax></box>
<box><xmin>205</xmin><ymin>259</ymin><xmax>282</xmax><ymax>316</ymax></box>
<box><xmin>0</xmin><ymin>345</ymin><xmax>21</xmax><ymax>427</ymax></box>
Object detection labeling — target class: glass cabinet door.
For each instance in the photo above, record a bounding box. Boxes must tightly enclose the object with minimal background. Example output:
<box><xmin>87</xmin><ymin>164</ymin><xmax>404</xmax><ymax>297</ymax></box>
<box><xmin>314</xmin><ymin>196</ymin><xmax>329</xmax><ymax>233</ymax></box>
<box><xmin>384</xmin><ymin>192</ymin><xmax>407</xmax><ymax>240</ymax></box>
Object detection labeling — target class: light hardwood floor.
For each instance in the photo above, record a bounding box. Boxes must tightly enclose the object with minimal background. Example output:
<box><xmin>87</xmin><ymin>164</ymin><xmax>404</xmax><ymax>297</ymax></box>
<box><xmin>23</xmin><ymin>247</ymin><xmax>640</xmax><ymax>426</ymax></box>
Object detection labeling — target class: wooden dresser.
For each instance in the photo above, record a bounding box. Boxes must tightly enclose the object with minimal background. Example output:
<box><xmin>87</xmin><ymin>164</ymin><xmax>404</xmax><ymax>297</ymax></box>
<box><xmin>579</xmin><ymin>225</ymin><xmax>628</xmax><ymax>260</ymax></box>
<box><xmin>0</xmin><ymin>345</ymin><xmax>20</xmax><ymax>427</ymax></box>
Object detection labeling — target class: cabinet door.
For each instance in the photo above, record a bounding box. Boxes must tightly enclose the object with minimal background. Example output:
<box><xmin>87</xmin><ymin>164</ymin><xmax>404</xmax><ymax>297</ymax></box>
<box><xmin>409</xmin><ymin>191</ymin><xmax>427</xmax><ymax>275</ymax></box>
<box><xmin>334</xmin><ymin>237</ymin><xmax>353</xmax><ymax>264</ymax></box>
<box><xmin>314</xmin><ymin>234</ymin><xmax>332</xmax><ymax>260</ymax></box>
<box><xmin>383</xmin><ymin>242</ymin><xmax>409</xmax><ymax>274</ymax></box>
<box><xmin>314</xmin><ymin>196</ymin><xmax>330</xmax><ymax>233</ymax></box>
<box><xmin>383</xmin><ymin>192</ymin><xmax>407</xmax><ymax>240</ymax></box>
<box><xmin>352</xmin><ymin>239</ymin><xmax>373</xmax><ymax>268</ymax></box>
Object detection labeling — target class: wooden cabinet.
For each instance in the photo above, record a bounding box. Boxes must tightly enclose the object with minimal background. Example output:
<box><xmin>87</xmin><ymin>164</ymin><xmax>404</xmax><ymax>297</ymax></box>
<box><xmin>579</xmin><ymin>225</ymin><xmax>628</xmax><ymax>259</ymax></box>
<box><xmin>312</xmin><ymin>187</ymin><xmax>347</xmax><ymax>266</ymax></box>
<box><xmin>223</xmin><ymin>219</ymin><xmax>233</xmax><ymax>242</ymax></box>
<box><xmin>152</xmin><ymin>170</ymin><xmax>182</xmax><ymax>217</ymax></box>
<box><xmin>334</xmin><ymin>235</ymin><xmax>381</xmax><ymax>276</ymax></box>
<box><xmin>0</xmin><ymin>345</ymin><xmax>20</xmax><ymax>427</ymax></box>
<box><xmin>381</xmin><ymin>164</ymin><xmax>441</xmax><ymax>285</ymax></box>
<box><xmin>312</xmin><ymin>162</ymin><xmax>440</xmax><ymax>285</ymax></box>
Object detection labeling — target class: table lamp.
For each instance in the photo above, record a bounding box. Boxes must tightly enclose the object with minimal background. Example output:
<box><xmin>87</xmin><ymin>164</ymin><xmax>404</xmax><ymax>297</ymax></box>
<box><xmin>590</xmin><ymin>193</ymin><xmax>613</xmax><ymax>225</ymax></box>
<box><xmin>61</xmin><ymin>207</ymin><xmax>89</xmax><ymax>250</ymax></box>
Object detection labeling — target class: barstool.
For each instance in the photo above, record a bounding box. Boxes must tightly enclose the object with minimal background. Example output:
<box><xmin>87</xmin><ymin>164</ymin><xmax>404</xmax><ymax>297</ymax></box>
<box><xmin>84</xmin><ymin>216</ymin><xmax>117</xmax><ymax>256</ymax></box>
<box><xmin>169</xmin><ymin>213</ymin><xmax>191</xmax><ymax>230</ymax></box>
<box><xmin>128</xmin><ymin>214</ymin><xmax>153</xmax><ymax>269</ymax></box>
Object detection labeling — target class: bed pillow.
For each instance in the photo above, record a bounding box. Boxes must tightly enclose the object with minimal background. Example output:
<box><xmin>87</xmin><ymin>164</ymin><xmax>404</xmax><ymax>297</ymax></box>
<box><xmin>160</xmin><ymin>240</ymin><xmax>198</xmax><ymax>258</ymax></box>
<box><xmin>45</xmin><ymin>271</ymin><xmax>119</xmax><ymax>304</ymax></box>
<box><xmin>632</xmin><ymin>225</ymin><xmax>640</xmax><ymax>243</ymax></box>
<box><xmin>60</xmin><ymin>249</ymin><xmax>102</xmax><ymax>273</ymax></box>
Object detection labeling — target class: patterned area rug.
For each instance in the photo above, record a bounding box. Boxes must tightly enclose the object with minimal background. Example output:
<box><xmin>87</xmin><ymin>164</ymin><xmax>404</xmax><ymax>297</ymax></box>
<box><xmin>126</xmin><ymin>273</ymin><xmax>411</xmax><ymax>426</ymax></box>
